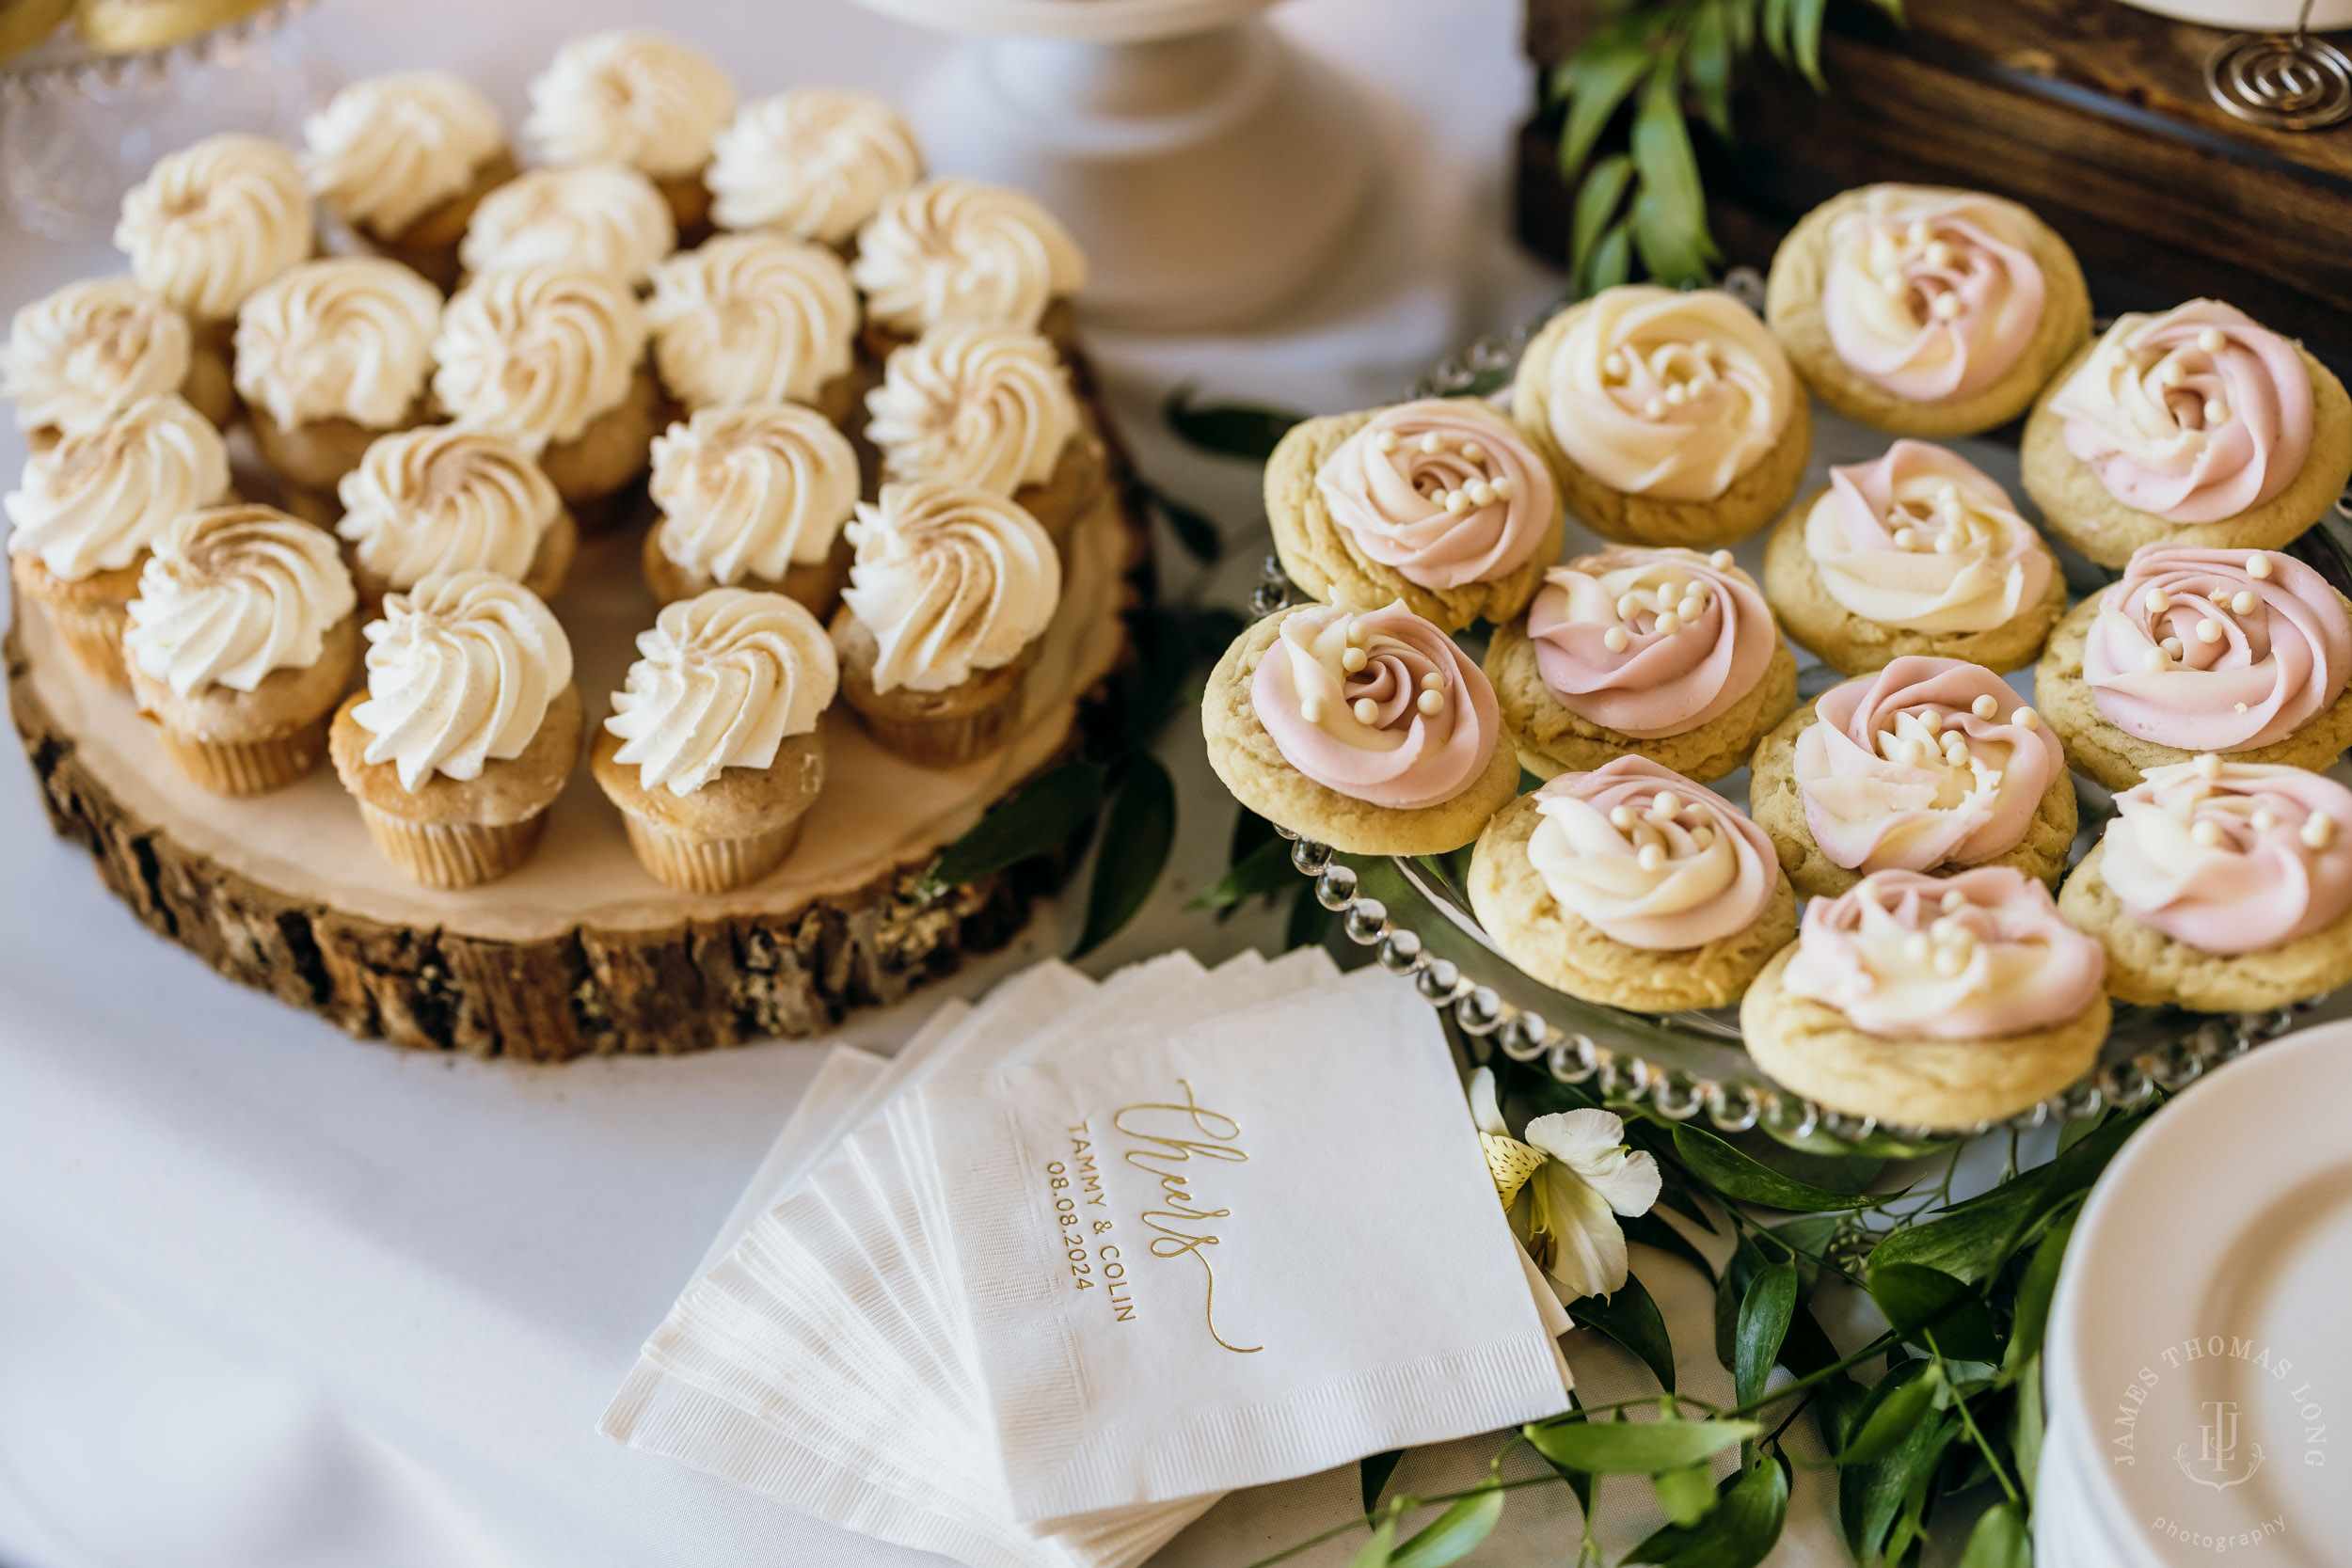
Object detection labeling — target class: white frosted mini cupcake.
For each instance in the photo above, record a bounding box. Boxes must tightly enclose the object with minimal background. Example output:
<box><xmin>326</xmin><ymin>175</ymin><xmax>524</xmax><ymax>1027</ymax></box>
<box><xmin>336</xmin><ymin>425</ymin><xmax>577</xmax><ymax>613</ymax></box>
<box><xmin>431</xmin><ymin>263</ymin><xmax>659</xmax><ymax>513</ymax></box>
<box><xmin>644</xmin><ymin>233</ymin><xmax>858</xmax><ymax>421</ymax></box>
<box><xmin>594</xmin><ymin>588</ymin><xmax>839</xmax><ymax>892</ymax></box>
<box><xmin>457</xmin><ymin>163</ymin><xmax>677</xmax><ymax>290</ymax></box>
<box><xmin>707</xmin><ymin>87</ymin><xmax>921</xmax><ymax>250</ymax></box>
<box><xmin>233</xmin><ymin>257</ymin><xmax>442</xmax><ymax>493</ymax></box>
<box><xmin>5</xmin><ymin>393</ymin><xmax>231</xmax><ymax>687</ymax></box>
<box><xmin>830</xmin><ymin>479</ymin><xmax>1061</xmax><ymax>766</ymax></box>
<box><xmin>850</xmin><ymin>177</ymin><xmax>1087</xmax><ymax>354</ymax></box>
<box><xmin>2</xmin><ymin>277</ymin><xmax>222</xmax><ymax>445</ymax></box>
<box><xmin>522</xmin><ymin>30</ymin><xmax>735</xmax><ymax>236</ymax></box>
<box><xmin>864</xmin><ymin>324</ymin><xmax>1101</xmax><ymax>546</ymax></box>
<box><xmin>124</xmin><ymin>504</ymin><xmax>359</xmax><ymax>794</ymax></box>
<box><xmin>302</xmin><ymin>71</ymin><xmax>514</xmax><ymax>290</ymax></box>
<box><xmin>644</xmin><ymin>403</ymin><xmax>861</xmax><ymax>615</ymax></box>
<box><xmin>329</xmin><ymin>570</ymin><xmax>582</xmax><ymax>888</ymax></box>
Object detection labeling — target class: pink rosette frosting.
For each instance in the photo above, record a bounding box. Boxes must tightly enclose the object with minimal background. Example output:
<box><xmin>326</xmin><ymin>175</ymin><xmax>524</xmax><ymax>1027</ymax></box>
<box><xmin>1525</xmin><ymin>546</ymin><xmax>1776</xmax><ymax>740</ymax></box>
<box><xmin>2101</xmin><ymin>757</ymin><xmax>2352</xmax><ymax>954</ymax></box>
<box><xmin>1804</xmin><ymin>441</ymin><xmax>2052</xmax><ymax>634</ymax></box>
<box><xmin>1796</xmin><ymin>657</ymin><xmax>2062</xmax><ymax>874</ymax></box>
<box><xmin>2081</xmin><ymin>546</ymin><xmax>2351</xmax><ymax>753</ymax></box>
<box><xmin>1782</xmin><ymin>867</ymin><xmax>2105</xmax><ymax>1040</ymax></box>
<box><xmin>1822</xmin><ymin>188</ymin><xmax>2045</xmax><ymax>403</ymax></box>
<box><xmin>1525</xmin><ymin>756</ymin><xmax>1778</xmax><ymax>950</ymax></box>
<box><xmin>2047</xmin><ymin>300</ymin><xmax>2312</xmax><ymax>524</ymax></box>
<box><xmin>1314</xmin><ymin>400</ymin><xmax>1553</xmax><ymax>592</ymax></box>
<box><xmin>1251</xmin><ymin>600</ymin><xmax>1498</xmax><ymax>810</ymax></box>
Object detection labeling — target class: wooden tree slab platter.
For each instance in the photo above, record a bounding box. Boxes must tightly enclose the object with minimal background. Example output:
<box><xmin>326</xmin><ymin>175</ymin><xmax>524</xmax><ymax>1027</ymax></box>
<box><xmin>5</xmin><ymin>456</ymin><xmax>1144</xmax><ymax>1063</ymax></box>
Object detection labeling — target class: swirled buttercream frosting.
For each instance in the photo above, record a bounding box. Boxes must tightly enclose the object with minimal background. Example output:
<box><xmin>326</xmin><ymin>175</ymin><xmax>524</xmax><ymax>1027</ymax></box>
<box><xmin>605</xmin><ymin>588</ymin><xmax>838</xmax><ymax>795</ymax></box>
<box><xmin>432</xmin><ymin>265</ymin><xmax>647</xmax><ymax>453</ymax></box>
<box><xmin>1797</xmin><ymin>656</ymin><xmax>2062</xmax><ymax>874</ymax></box>
<box><xmin>459</xmin><ymin>165</ymin><xmax>676</xmax><ymax>287</ymax></box>
<box><xmin>2047</xmin><ymin>300</ymin><xmax>2312</xmax><ymax>524</ymax></box>
<box><xmin>301</xmin><ymin>72</ymin><xmax>505</xmax><ymax>237</ymax></box>
<box><xmin>1804</xmin><ymin>440</ymin><xmax>2052</xmax><ymax>633</ymax></box>
<box><xmin>522</xmin><ymin>30</ymin><xmax>735</xmax><ymax>181</ymax></box>
<box><xmin>651</xmin><ymin>404</ymin><xmax>860</xmax><ymax>585</ymax></box>
<box><xmin>1782</xmin><ymin>866</ymin><xmax>2104</xmax><ymax>1039</ymax></box>
<box><xmin>1525</xmin><ymin>755</ymin><xmax>1777</xmax><ymax>949</ymax></box>
<box><xmin>708</xmin><ymin>88</ymin><xmax>920</xmax><ymax>245</ymax></box>
<box><xmin>2102</xmin><ymin>757</ymin><xmax>2352</xmax><ymax>953</ymax></box>
<box><xmin>3</xmin><ymin>278</ymin><xmax>191</xmax><ymax>437</ymax></box>
<box><xmin>1540</xmin><ymin>285</ymin><xmax>1794</xmax><ymax>501</ymax></box>
<box><xmin>1314</xmin><ymin>400</ymin><xmax>1552</xmax><ymax>591</ymax></box>
<box><xmin>4</xmin><ymin>394</ymin><xmax>230</xmax><ymax>579</ymax></box>
<box><xmin>839</xmin><ymin>480</ymin><xmax>1059</xmax><ymax>694</ymax></box>
<box><xmin>851</xmin><ymin>178</ymin><xmax>1088</xmax><ymax>337</ymax></box>
<box><xmin>646</xmin><ymin>234</ymin><xmax>857</xmax><ymax>409</ymax></box>
<box><xmin>232</xmin><ymin>257</ymin><xmax>442</xmax><ymax>431</ymax></box>
<box><xmin>351</xmin><ymin>569</ymin><xmax>574</xmax><ymax>789</ymax></box>
<box><xmin>115</xmin><ymin>134</ymin><xmax>312</xmax><ymax>322</ymax></box>
<box><xmin>124</xmin><ymin>504</ymin><xmax>356</xmax><ymax>696</ymax></box>
<box><xmin>336</xmin><ymin>426</ymin><xmax>561</xmax><ymax>589</ymax></box>
<box><xmin>1525</xmin><ymin>546</ymin><xmax>1775</xmax><ymax>739</ymax></box>
<box><xmin>1820</xmin><ymin>187</ymin><xmax>2045</xmax><ymax>403</ymax></box>
<box><xmin>2082</xmin><ymin>546</ymin><xmax>2351</xmax><ymax>754</ymax></box>
<box><xmin>865</xmin><ymin>325</ymin><xmax>1076</xmax><ymax>497</ymax></box>
<box><xmin>1250</xmin><ymin>600</ymin><xmax>1500</xmax><ymax>811</ymax></box>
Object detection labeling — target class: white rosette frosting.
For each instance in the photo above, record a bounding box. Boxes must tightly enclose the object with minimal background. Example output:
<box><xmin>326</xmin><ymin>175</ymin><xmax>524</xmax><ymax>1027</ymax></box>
<box><xmin>232</xmin><ymin>257</ymin><xmax>443</xmax><ymax>431</ymax></box>
<box><xmin>337</xmin><ymin>426</ymin><xmax>561</xmax><ymax>588</ymax></box>
<box><xmin>645</xmin><ymin>234</ymin><xmax>857</xmax><ymax>409</ymax></box>
<box><xmin>840</xmin><ymin>479</ymin><xmax>1060</xmax><ymax>693</ymax></box>
<box><xmin>125</xmin><ymin>506</ymin><xmax>356</xmax><ymax>696</ymax></box>
<box><xmin>522</xmin><ymin>30</ymin><xmax>735</xmax><ymax>181</ymax></box>
<box><xmin>4</xmin><ymin>394</ymin><xmax>230</xmax><ymax>579</ymax></box>
<box><xmin>1542</xmin><ymin>285</ymin><xmax>1795</xmax><ymax>501</ymax></box>
<box><xmin>301</xmin><ymin>71</ymin><xmax>506</xmax><ymax>237</ymax></box>
<box><xmin>458</xmin><ymin>165</ymin><xmax>677</xmax><ymax>288</ymax></box>
<box><xmin>115</xmin><ymin>134</ymin><xmax>313</xmax><ymax>322</ymax></box>
<box><xmin>431</xmin><ymin>265</ymin><xmax>647</xmax><ymax>454</ymax></box>
<box><xmin>708</xmin><ymin>88</ymin><xmax>921</xmax><ymax>245</ymax></box>
<box><xmin>851</xmin><ymin>178</ymin><xmax>1088</xmax><ymax>337</ymax></box>
<box><xmin>3</xmin><ymin>278</ymin><xmax>191</xmax><ymax>437</ymax></box>
<box><xmin>605</xmin><ymin>588</ymin><xmax>838</xmax><ymax>795</ymax></box>
<box><xmin>351</xmin><ymin>569</ymin><xmax>573</xmax><ymax>789</ymax></box>
<box><xmin>864</xmin><ymin>325</ymin><xmax>1077</xmax><ymax>496</ymax></box>
<box><xmin>651</xmin><ymin>404</ymin><xmax>861</xmax><ymax>585</ymax></box>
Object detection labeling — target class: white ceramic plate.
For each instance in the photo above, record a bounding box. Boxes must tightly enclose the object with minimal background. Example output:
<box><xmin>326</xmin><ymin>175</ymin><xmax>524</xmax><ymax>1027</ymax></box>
<box><xmin>2046</xmin><ymin>1022</ymin><xmax>2352</xmax><ymax>1562</ymax></box>
<box><xmin>2112</xmin><ymin>0</ymin><xmax>2352</xmax><ymax>31</ymax></box>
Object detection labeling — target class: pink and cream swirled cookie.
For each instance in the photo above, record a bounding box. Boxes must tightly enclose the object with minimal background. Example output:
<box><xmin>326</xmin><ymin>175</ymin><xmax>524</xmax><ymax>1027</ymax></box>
<box><xmin>2035</xmin><ymin>545</ymin><xmax>2352</xmax><ymax>790</ymax></box>
<box><xmin>1263</xmin><ymin>397</ymin><xmax>1562</xmax><ymax>631</ymax></box>
<box><xmin>2022</xmin><ymin>300</ymin><xmax>2352</xmax><ymax>567</ymax></box>
<box><xmin>1202</xmin><ymin>599</ymin><xmax>1519</xmax><ymax>854</ymax></box>
<box><xmin>1749</xmin><ymin>655</ymin><xmax>2075</xmax><ymax>897</ymax></box>
<box><xmin>1765</xmin><ymin>183</ymin><xmax>2090</xmax><ymax>437</ymax></box>
<box><xmin>1512</xmin><ymin>285</ymin><xmax>1808</xmax><ymax>547</ymax></box>
<box><xmin>1743</xmin><ymin>866</ymin><xmax>2109</xmax><ymax>1128</ymax></box>
<box><xmin>2060</xmin><ymin>758</ymin><xmax>2352</xmax><ymax>1011</ymax></box>
<box><xmin>1484</xmin><ymin>545</ymin><xmax>1798</xmax><ymax>782</ymax></box>
<box><xmin>1468</xmin><ymin>756</ymin><xmax>1796</xmax><ymax>1011</ymax></box>
<box><xmin>1764</xmin><ymin>440</ymin><xmax>2066</xmax><ymax>675</ymax></box>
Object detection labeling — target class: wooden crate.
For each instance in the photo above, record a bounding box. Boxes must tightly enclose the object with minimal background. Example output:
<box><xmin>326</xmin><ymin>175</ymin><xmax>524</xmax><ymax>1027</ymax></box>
<box><xmin>1518</xmin><ymin>0</ymin><xmax>2352</xmax><ymax>358</ymax></box>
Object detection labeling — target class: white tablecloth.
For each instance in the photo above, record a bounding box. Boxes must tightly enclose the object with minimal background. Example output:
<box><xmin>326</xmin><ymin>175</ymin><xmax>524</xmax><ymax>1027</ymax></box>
<box><xmin>0</xmin><ymin>2</ymin><xmax>1856</xmax><ymax>1563</ymax></box>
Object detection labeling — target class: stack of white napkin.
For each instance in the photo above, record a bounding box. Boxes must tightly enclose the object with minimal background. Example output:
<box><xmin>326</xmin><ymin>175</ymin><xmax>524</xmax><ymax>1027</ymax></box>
<box><xmin>602</xmin><ymin>950</ymin><xmax>1572</xmax><ymax>1568</ymax></box>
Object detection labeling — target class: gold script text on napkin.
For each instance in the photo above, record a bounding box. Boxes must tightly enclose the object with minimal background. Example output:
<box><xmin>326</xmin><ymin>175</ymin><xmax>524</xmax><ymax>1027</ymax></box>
<box><xmin>1050</xmin><ymin>1126</ymin><xmax>1136</xmax><ymax>1324</ymax></box>
<box><xmin>1113</xmin><ymin>1082</ymin><xmax>1262</xmax><ymax>1355</ymax></box>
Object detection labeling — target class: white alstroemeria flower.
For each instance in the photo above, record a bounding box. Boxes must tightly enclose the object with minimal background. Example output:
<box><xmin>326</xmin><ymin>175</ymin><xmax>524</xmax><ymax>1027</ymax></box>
<box><xmin>1468</xmin><ymin>1066</ymin><xmax>1662</xmax><ymax>1303</ymax></box>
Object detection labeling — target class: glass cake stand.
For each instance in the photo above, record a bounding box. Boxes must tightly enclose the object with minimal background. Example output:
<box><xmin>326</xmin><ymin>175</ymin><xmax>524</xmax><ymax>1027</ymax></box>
<box><xmin>0</xmin><ymin>0</ymin><xmax>330</xmax><ymax>240</ymax></box>
<box><xmin>1259</xmin><ymin>286</ymin><xmax>2345</xmax><ymax>1153</ymax></box>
